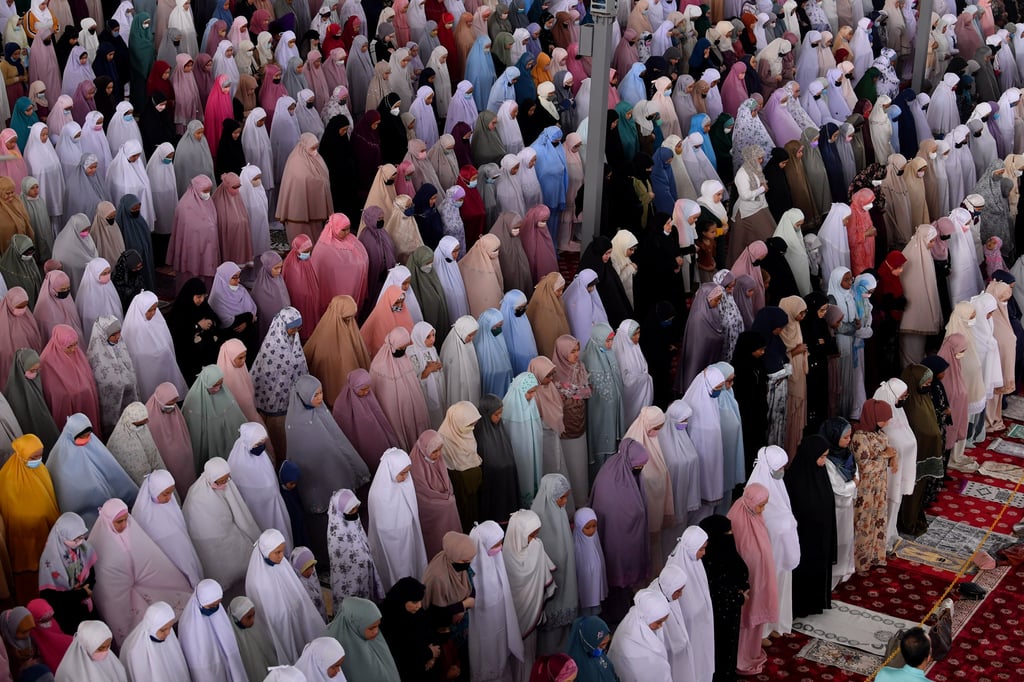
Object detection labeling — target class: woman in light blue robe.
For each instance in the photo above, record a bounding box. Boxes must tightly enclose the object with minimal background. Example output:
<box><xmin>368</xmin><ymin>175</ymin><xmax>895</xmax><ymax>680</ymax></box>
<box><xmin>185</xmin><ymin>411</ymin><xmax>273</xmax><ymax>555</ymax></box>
<box><xmin>502</xmin><ymin>371</ymin><xmax>543</xmax><ymax>506</ymax></box>
<box><xmin>473</xmin><ymin>307</ymin><xmax>515</xmax><ymax>397</ymax></box>
<box><xmin>465</xmin><ymin>36</ymin><xmax>497</xmax><ymax>111</ymax></box>
<box><xmin>711</xmin><ymin>361</ymin><xmax>747</xmax><ymax>515</ymax></box>
<box><xmin>499</xmin><ymin>289</ymin><xmax>538</xmax><ymax>375</ymax></box>
<box><xmin>532</xmin><ymin>126</ymin><xmax>568</xmax><ymax>246</ymax></box>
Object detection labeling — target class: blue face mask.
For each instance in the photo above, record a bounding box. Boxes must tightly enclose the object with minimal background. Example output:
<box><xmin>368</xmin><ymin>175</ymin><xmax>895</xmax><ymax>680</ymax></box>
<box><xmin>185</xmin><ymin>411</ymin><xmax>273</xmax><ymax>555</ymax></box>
<box><xmin>25</xmin><ymin>459</ymin><xmax>42</xmax><ymax>468</ymax></box>
<box><xmin>161</xmin><ymin>157</ymin><xmax>172</xmax><ymax>164</ymax></box>
<box><xmin>710</xmin><ymin>388</ymin><xmax>722</xmax><ymax>398</ymax></box>
<box><xmin>297</xmin><ymin>251</ymin><xmax>311</xmax><ymax>260</ymax></box>
<box><xmin>660</xmin><ymin>318</ymin><xmax>673</xmax><ymax>327</ymax></box>
<box><xmin>468</xmin><ymin>179</ymin><xmax>478</xmax><ymax>188</ymax></box>
<box><xmin>484</xmin><ymin>177</ymin><xmax>496</xmax><ymax>184</ymax></box>
<box><xmin>673</xmin><ymin>422</ymin><xmax>687</xmax><ymax>431</ymax></box>
<box><xmin>124</xmin><ymin>113</ymin><xmax>133</xmax><ymax>121</ymax></box>
<box><xmin>250</xmin><ymin>443</ymin><xmax>267</xmax><ymax>456</ymax></box>
<box><xmin>199</xmin><ymin>604</ymin><xmax>219</xmax><ymax>617</ymax></box>
<box><xmin>404</xmin><ymin>207</ymin><xmax>415</xmax><ymax>216</ymax></box>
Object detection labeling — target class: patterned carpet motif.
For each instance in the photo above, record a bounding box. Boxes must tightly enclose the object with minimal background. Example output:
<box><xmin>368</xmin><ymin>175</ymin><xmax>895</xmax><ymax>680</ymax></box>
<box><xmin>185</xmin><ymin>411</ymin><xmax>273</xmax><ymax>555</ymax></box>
<box><xmin>791</xmin><ymin>602</ymin><xmax>921</xmax><ymax>655</ymax></box>
<box><xmin>960</xmin><ymin>481</ymin><xmax>1024</xmax><ymax>509</ymax></box>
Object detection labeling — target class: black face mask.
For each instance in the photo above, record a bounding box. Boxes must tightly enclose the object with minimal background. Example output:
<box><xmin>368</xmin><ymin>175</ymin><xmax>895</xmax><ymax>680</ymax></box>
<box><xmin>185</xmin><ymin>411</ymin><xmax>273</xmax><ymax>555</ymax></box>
<box><xmin>895</xmin><ymin>398</ymin><xmax>906</xmax><ymax>408</ymax></box>
<box><xmin>56</xmin><ymin>289</ymin><xmax>71</xmax><ymax>299</ymax></box>
<box><xmin>514</xmin><ymin>306</ymin><xmax>526</xmax><ymax>317</ymax></box>
<box><xmin>452</xmin><ymin>561</ymin><xmax>471</xmax><ymax>572</ymax></box>
<box><xmin>375</xmin><ymin>219</ymin><xmax>385</xmax><ymax>229</ymax></box>
<box><xmin>384</xmin><ymin>178</ymin><xmax>396</xmax><ymax>185</ymax></box>
<box><xmin>392</xmin><ymin>348</ymin><xmax>406</xmax><ymax>358</ymax></box>
<box><xmin>130</xmin><ymin>208</ymin><xmax>141</xmax><ymax>217</ymax></box>
<box><xmin>343</xmin><ymin>510</ymin><xmax>360</xmax><ymax>521</ymax></box>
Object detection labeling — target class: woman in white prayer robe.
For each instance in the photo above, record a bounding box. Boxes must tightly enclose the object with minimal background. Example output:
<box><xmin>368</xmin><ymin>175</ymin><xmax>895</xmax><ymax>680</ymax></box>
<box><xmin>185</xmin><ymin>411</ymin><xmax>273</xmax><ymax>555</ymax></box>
<box><xmin>132</xmin><ymin>468</ymin><xmax>204</xmax><ymax>588</ymax></box>
<box><xmin>120</xmin><ymin>601</ymin><xmax>191</xmax><ymax>681</ymax></box>
<box><xmin>295</xmin><ymin>637</ymin><xmax>347</xmax><ymax>682</ymax></box>
<box><xmin>182</xmin><ymin>456</ymin><xmax>262</xmax><ymax>598</ymax></box>
<box><xmin>468</xmin><ymin>519</ymin><xmax>524</xmax><ymax>682</ymax></box>
<box><xmin>607</xmin><ymin>588</ymin><xmax>673</xmax><ymax>682</ymax></box>
<box><xmin>55</xmin><ymin>620</ymin><xmax>128</xmax><ymax>682</ymax></box>
<box><xmin>178</xmin><ymin>578</ymin><xmax>249</xmax><ymax>682</ymax></box>
<box><xmin>651</xmin><ymin>563</ymin><xmax>697</xmax><ymax>682</ymax></box>
<box><xmin>746</xmin><ymin>445</ymin><xmax>800</xmax><ymax>635</ymax></box>
<box><xmin>226</xmin><ymin>421</ymin><xmax>294</xmax><ymax>549</ymax></box>
<box><xmin>366</xmin><ymin>447</ymin><xmax>428</xmax><ymax>591</ymax></box>
<box><xmin>667</xmin><ymin>526</ymin><xmax>714</xmax><ymax>682</ymax></box>
<box><xmin>245</xmin><ymin>528</ymin><xmax>327</xmax><ymax>664</ymax></box>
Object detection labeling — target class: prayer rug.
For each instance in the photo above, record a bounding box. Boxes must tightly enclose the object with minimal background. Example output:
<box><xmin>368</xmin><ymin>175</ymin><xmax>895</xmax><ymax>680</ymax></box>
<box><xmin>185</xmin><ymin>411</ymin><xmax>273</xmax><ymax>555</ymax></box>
<box><xmin>796</xmin><ymin>638</ymin><xmax>885</xmax><ymax>676</ymax></box>
<box><xmin>892</xmin><ymin>538</ymin><xmax>976</xmax><ymax>574</ymax></box>
<box><xmin>959</xmin><ymin>481</ymin><xmax>1024</xmax><ymax>509</ymax></box>
<box><xmin>913</xmin><ymin>517</ymin><xmax>1018</xmax><ymax>557</ymax></box>
<box><xmin>791</xmin><ymin>601</ymin><xmax>921</xmax><ymax>655</ymax></box>
<box><xmin>986</xmin><ymin>437</ymin><xmax>1024</xmax><ymax>459</ymax></box>
<box><xmin>978</xmin><ymin>460</ymin><xmax>1024</xmax><ymax>483</ymax></box>
<box><xmin>1001</xmin><ymin>395</ymin><xmax>1024</xmax><ymax>422</ymax></box>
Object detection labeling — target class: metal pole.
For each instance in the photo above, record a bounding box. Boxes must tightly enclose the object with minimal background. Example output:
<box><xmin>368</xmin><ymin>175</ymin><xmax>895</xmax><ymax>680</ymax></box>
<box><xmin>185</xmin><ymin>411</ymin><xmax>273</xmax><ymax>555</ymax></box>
<box><xmin>911</xmin><ymin>0</ymin><xmax>934</xmax><ymax>92</ymax></box>
<box><xmin>579</xmin><ymin>14</ymin><xmax>615</xmax><ymax>247</ymax></box>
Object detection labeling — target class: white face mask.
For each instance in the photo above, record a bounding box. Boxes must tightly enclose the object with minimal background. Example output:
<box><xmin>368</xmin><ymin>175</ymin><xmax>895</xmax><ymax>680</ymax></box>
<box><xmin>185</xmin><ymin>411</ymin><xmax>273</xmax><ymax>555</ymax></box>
<box><xmin>390</xmin><ymin>106</ymin><xmax>400</xmax><ymax>116</ymax></box>
<box><xmin>863</xmin><ymin>202</ymin><xmax>873</xmax><ymax>210</ymax></box>
<box><xmin>199</xmin><ymin>191</ymin><xmax>211</xmax><ymax>200</ymax></box>
<box><xmin>929</xmin><ymin>152</ymin><xmax>937</xmax><ymax>159</ymax></box>
<box><xmin>967</xmin><ymin>318</ymin><xmax>977</xmax><ymax>327</ymax></box>
<box><xmin>228</xmin><ymin>284</ymin><xmax>239</xmax><ymax>291</ymax></box>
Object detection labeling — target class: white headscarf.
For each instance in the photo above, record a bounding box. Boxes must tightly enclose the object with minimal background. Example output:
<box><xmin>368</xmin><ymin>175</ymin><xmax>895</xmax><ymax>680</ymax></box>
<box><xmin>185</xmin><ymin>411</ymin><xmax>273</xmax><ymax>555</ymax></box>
<box><xmin>658</xmin><ymin>399</ymin><xmax>702</xmax><ymax>520</ymax></box>
<box><xmin>226</xmin><ymin>422</ymin><xmax>294</xmax><ymax>549</ymax></box>
<box><xmin>241</xmin><ymin>108</ymin><xmax>275</xmax><ymax>191</ymax></box>
<box><xmin>747</xmin><ymin>445</ymin><xmax>800</xmax><ymax>571</ymax></box>
<box><xmin>818</xmin><ymin>203</ymin><xmax>853</xmax><ymax>279</ymax></box>
<box><xmin>871</xmin><ymin>378</ymin><xmax>916</xmax><ymax>500</ymax></box>
<box><xmin>432</xmin><ymin>236</ymin><xmax>470</xmax><ymax>322</ymax></box>
<box><xmin>650</xmin><ymin>564</ymin><xmax>696</xmax><ymax>679</ymax></box>
<box><xmin>131</xmin><ymin>469</ymin><xmax>204</xmax><ymax>587</ymax></box>
<box><xmin>177</xmin><ymin>578</ymin><xmax>249</xmax><ymax>681</ymax></box>
<box><xmin>468</xmin><ymin>520</ymin><xmax>524</xmax><ymax>679</ymax></box>
<box><xmin>366</xmin><ymin>448</ymin><xmax>428</xmax><ymax>590</ymax></box>
<box><xmin>120</xmin><ymin>601</ymin><xmax>191</xmax><ymax>681</ymax></box>
<box><xmin>772</xmin><ymin>208</ymin><xmax>811</xmax><ymax>295</ymax></box>
<box><xmin>439</xmin><ymin>314</ymin><xmax>481</xmax><ymax>406</ymax></box>
<box><xmin>607</xmin><ymin>588</ymin><xmax>672</xmax><ymax>681</ymax></box>
<box><xmin>376</xmin><ymin>264</ymin><xmax>423</xmax><ymax>321</ymax></box>
<box><xmin>238</xmin><ymin>164</ymin><xmax>271</xmax><ymax>257</ymax></box>
<box><xmin>501</xmin><ymin>509</ymin><xmax>556</xmax><ymax>636</ymax></box>
<box><xmin>612</xmin><ymin>318</ymin><xmax>653</xmax><ymax>424</ymax></box>
<box><xmin>680</xmin><ymin>366</ymin><xmax>725</xmax><ymax>501</ymax></box>
<box><xmin>245</xmin><ymin>529</ymin><xmax>327</xmax><ymax>664</ymax></box>
<box><xmin>81</xmin><ymin>111</ymin><xmax>113</xmax><ymax>178</ymax></box>
<box><xmin>106</xmin><ymin>102</ymin><xmax>144</xmax><ymax>158</ymax></box>
<box><xmin>295</xmin><ymin>637</ymin><xmax>347</xmax><ymax>682</ymax></box>
<box><xmin>55</xmin><ymin>620</ymin><xmax>128</xmax><ymax>682</ymax></box>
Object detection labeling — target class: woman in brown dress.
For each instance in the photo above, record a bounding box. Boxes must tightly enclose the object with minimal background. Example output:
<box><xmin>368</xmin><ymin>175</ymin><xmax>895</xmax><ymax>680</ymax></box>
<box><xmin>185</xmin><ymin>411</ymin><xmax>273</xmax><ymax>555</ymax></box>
<box><xmin>851</xmin><ymin>398</ymin><xmax>896</xmax><ymax>573</ymax></box>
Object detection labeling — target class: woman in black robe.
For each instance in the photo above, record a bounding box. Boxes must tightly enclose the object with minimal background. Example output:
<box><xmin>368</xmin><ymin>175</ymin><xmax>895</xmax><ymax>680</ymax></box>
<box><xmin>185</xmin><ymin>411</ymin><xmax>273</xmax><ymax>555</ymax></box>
<box><xmin>352</xmin><ymin>111</ymin><xmax>383</xmax><ymax>206</ymax></box>
<box><xmin>760</xmin><ymin>236</ymin><xmax>799</xmax><ymax>305</ymax></box>
<box><xmin>111</xmin><ymin>249</ymin><xmax>146</xmax><ymax>312</ymax></box>
<box><xmin>605</xmin><ymin>109</ymin><xmax>626</xmax><ymax>169</ymax></box>
<box><xmin>579</xmin><ymin>236</ymin><xmax>633</xmax><ymax>329</ymax></box>
<box><xmin>380</xmin><ymin>577</ymin><xmax>437</xmax><ymax>680</ymax></box>
<box><xmin>801</xmin><ymin>291</ymin><xmax>834</xmax><ymax>434</ymax></box>
<box><xmin>92</xmin><ymin>75</ymin><xmax>117</xmax><ymax>127</ymax></box>
<box><xmin>377</xmin><ymin>92</ymin><xmax>409</xmax><ymax>165</ymax></box>
<box><xmin>639</xmin><ymin>300</ymin><xmax>677</xmax><ymax>409</ymax></box>
<box><xmin>215</xmin><ymin>118</ymin><xmax>246</xmax><ymax>179</ymax></box>
<box><xmin>897</xmin><ymin>363</ymin><xmax>944</xmax><ymax>537</ymax></box>
<box><xmin>785</xmin><ymin>434</ymin><xmax>837</xmax><ymax>618</ymax></box>
<box><xmin>818</xmin><ymin>123</ymin><xmax>847</xmax><ymax>206</ymax></box>
<box><xmin>473</xmin><ymin>394</ymin><xmax>520</xmax><ymax>526</ymax></box>
<box><xmin>167</xmin><ymin>277</ymin><xmax>223</xmax><ymax>385</ymax></box>
<box><xmin>698</xmin><ymin>514</ymin><xmax>748</xmax><ymax>682</ymax></box>
<box><xmin>139</xmin><ymin>92</ymin><xmax>176</xmax><ymax>157</ymax></box>
<box><xmin>731</xmin><ymin>330</ymin><xmax>768</xmax><ymax>476</ymax></box>
<box><xmin>633</xmin><ymin>211</ymin><xmax>686</xmax><ymax>324</ymax></box>
<box><xmin>413</xmin><ymin>184</ymin><xmax>445</xmax><ymax>249</ymax></box>
<box><xmin>319</xmin><ymin>114</ymin><xmax>360</xmax><ymax>220</ymax></box>
<box><xmin>763</xmin><ymin>147</ymin><xmax>793</xmax><ymax>222</ymax></box>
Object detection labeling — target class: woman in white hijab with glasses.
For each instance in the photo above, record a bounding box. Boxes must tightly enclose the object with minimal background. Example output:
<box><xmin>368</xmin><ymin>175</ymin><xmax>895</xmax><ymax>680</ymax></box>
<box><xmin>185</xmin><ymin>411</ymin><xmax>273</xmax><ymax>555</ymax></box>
<box><xmin>245</xmin><ymin>528</ymin><xmax>326</xmax><ymax>664</ymax></box>
<box><xmin>120</xmin><ymin>601</ymin><xmax>190</xmax><ymax>680</ymax></box>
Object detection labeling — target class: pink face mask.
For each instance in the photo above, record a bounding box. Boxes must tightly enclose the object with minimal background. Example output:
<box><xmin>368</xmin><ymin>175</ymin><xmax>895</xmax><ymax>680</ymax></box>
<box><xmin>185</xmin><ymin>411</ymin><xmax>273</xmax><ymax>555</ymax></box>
<box><xmin>79</xmin><ymin>229</ymin><xmax>90</xmax><ymax>239</ymax></box>
<box><xmin>486</xmin><ymin>546</ymin><xmax>502</xmax><ymax>557</ymax></box>
<box><xmin>211</xmin><ymin>481</ymin><xmax>228</xmax><ymax>490</ymax></box>
<box><xmin>91</xmin><ymin>650</ymin><xmax>109</xmax><ymax>662</ymax></box>
<box><xmin>11</xmin><ymin>305</ymin><xmax>27</xmax><ymax>317</ymax></box>
<box><xmin>98</xmin><ymin>272</ymin><xmax>111</xmax><ymax>284</ymax></box>
<box><xmin>24</xmin><ymin>369</ymin><xmax>38</xmax><ymax>380</ymax></box>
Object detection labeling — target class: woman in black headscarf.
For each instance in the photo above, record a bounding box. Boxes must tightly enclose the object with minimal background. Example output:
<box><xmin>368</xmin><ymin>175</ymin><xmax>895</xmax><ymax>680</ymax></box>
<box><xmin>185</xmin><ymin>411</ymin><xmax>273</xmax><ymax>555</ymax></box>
<box><xmin>633</xmin><ymin>211</ymin><xmax>685</xmax><ymax>323</ymax></box>
<box><xmin>760</xmin><ymin>236</ymin><xmax>799</xmax><ymax>305</ymax></box>
<box><xmin>801</xmin><ymin>291</ymin><xmax>834</xmax><ymax>434</ymax></box>
<box><xmin>785</xmin><ymin>434</ymin><xmax>837</xmax><ymax>618</ymax></box>
<box><xmin>139</xmin><ymin>92</ymin><xmax>176</xmax><ymax>157</ymax></box>
<box><xmin>111</xmin><ymin>249</ymin><xmax>146</xmax><ymax>311</ymax></box>
<box><xmin>698</xmin><ymin>514</ymin><xmax>748</xmax><ymax>682</ymax></box>
<box><xmin>215</xmin><ymin>118</ymin><xmax>246</xmax><ymax>178</ymax></box>
<box><xmin>732</xmin><ymin>330</ymin><xmax>768</xmax><ymax>475</ymax></box>
<box><xmin>114</xmin><ymin>193</ymin><xmax>156</xmax><ymax>291</ymax></box>
<box><xmin>168</xmin><ymin>277</ymin><xmax>223</xmax><ymax>385</ymax></box>
<box><xmin>413</xmin><ymin>184</ymin><xmax>445</xmax><ymax>249</ymax></box>
<box><xmin>377</xmin><ymin>92</ymin><xmax>410</xmax><ymax>164</ymax></box>
<box><xmin>818</xmin><ymin>123</ymin><xmax>848</xmax><ymax>205</ymax></box>
<box><xmin>380</xmin><ymin>577</ymin><xmax>436</xmax><ymax>680</ymax></box>
<box><xmin>605</xmin><ymin>109</ymin><xmax>626</xmax><ymax>168</ymax></box>
<box><xmin>579</xmin><ymin>235</ymin><xmax>633</xmax><ymax>329</ymax></box>
<box><xmin>55</xmin><ymin>26</ymin><xmax>81</xmax><ymax>70</ymax></box>
<box><xmin>763</xmin><ymin>147</ymin><xmax>793</xmax><ymax>222</ymax></box>
<box><xmin>92</xmin><ymin>75</ymin><xmax>117</xmax><ymax>127</ymax></box>
<box><xmin>892</xmin><ymin>89</ymin><xmax>920</xmax><ymax>156</ymax></box>
<box><xmin>519</xmin><ymin>98</ymin><xmax>557</xmax><ymax>145</ymax></box>
<box><xmin>473</xmin><ymin>393</ymin><xmax>520</xmax><ymax>525</ymax></box>
<box><xmin>319</xmin><ymin>114</ymin><xmax>360</xmax><ymax>219</ymax></box>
